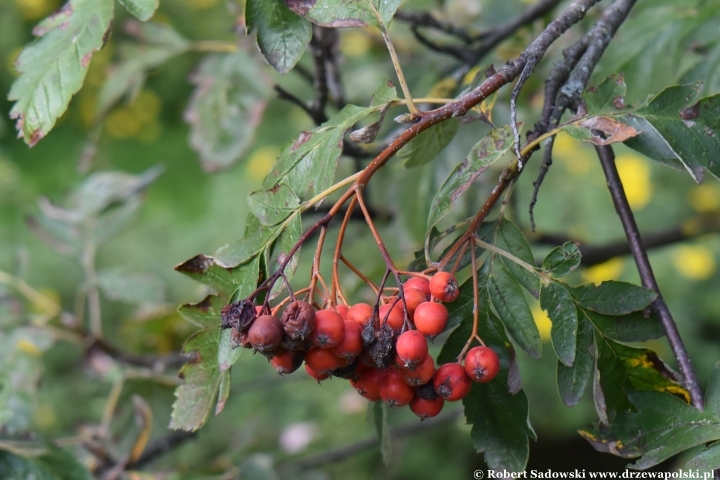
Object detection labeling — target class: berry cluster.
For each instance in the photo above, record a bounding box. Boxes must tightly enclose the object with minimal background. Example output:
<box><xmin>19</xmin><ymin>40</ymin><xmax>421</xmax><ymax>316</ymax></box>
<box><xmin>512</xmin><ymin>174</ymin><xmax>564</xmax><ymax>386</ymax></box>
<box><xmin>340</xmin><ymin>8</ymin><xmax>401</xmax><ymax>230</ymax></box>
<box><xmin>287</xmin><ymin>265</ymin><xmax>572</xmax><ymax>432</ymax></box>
<box><xmin>220</xmin><ymin>272</ymin><xmax>500</xmax><ymax>420</ymax></box>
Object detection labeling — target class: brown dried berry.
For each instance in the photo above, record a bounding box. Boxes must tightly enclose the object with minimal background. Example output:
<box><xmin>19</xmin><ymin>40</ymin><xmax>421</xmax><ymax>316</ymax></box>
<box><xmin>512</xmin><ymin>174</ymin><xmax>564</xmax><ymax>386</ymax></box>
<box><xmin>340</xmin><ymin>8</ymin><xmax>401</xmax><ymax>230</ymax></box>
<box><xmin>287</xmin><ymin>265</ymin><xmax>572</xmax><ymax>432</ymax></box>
<box><xmin>281</xmin><ymin>300</ymin><xmax>316</xmax><ymax>340</ymax></box>
<box><xmin>221</xmin><ymin>300</ymin><xmax>256</xmax><ymax>332</ymax></box>
<box><xmin>231</xmin><ymin>328</ymin><xmax>252</xmax><ymax>349</ymax></box>
<box><xmin>247</xmin><ymin>315</ymin><xmax>283</xmax><ymax>353</ymax></box>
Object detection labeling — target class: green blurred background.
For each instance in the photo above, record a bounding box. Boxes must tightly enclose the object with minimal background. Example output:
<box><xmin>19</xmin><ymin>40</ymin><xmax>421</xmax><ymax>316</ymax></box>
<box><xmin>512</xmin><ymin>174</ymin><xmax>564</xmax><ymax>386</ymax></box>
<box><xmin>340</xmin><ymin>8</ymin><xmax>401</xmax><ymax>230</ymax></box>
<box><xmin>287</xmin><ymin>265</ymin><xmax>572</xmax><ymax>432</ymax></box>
<box><xmin>1</xmin><ymin>0</ymin><xmax>720</xmax><ymax>477</ymax></box>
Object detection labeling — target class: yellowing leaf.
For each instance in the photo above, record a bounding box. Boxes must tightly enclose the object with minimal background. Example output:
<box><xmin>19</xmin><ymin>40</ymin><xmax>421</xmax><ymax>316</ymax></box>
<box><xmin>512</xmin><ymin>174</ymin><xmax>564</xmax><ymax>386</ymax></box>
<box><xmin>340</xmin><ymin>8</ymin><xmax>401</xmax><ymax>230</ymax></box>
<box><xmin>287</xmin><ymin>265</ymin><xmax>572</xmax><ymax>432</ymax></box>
<box><xmin>673</xmin><ymin>245</ymin><xmax>716</xmax><ymax>280</ymax></box>
<box><xmin>616</xmin><ymin>153</ymin><xmax>652</xmax><ymax>209</ymax></box>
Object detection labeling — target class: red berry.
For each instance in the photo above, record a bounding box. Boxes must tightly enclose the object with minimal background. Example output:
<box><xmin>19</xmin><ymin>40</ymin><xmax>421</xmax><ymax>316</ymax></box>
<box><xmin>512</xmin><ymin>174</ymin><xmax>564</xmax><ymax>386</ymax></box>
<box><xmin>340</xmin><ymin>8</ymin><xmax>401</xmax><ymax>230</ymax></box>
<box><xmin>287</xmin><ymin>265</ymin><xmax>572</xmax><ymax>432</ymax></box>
<box><xmin>429</xmin><ymin>272</ymin><xmax>460</xmax><ymax>303</ymax></box>
<box><xmin>305</xmin><ymin>364</ymin><xmax>329</xmax><ymax>382</ymax></box>
<box><xmin>410</xmin><ymin>395</ymin><xmax>444</xmax><ymax>420</ymax></box>
<box><xmin>404</xmin><ymin>277</ymin><xmax>431</xmax><ymax>297</ymax></box>
<box><xmin>433</xmin><ymin>363</ymin><xmax>472</xmax><ymax>401</ymax></box>
<box><xmin>379</xmin><ymin>369</ymin><xmax>415</xmax><ymax>408</ymax></box>
<box><xmin>413</xmin><ymin>302</ymin><xmax>448</xmax><ymax>338</ymax></box>
<box><xmin>247</xmin><ymin>315</ymin><xmax>283</xmax><ymax>353</ymax></box>
<box><xmin>310</xmin><ymin>309</ymin><xmax>345</xmax><ymax>348</ymax></box>
<box><xmin>379</xmin><ymin>303</ymin><xmax>404</xmax><ymax>333</ymax></box>
<box><xmin>399</xmin><ymin>354</ymin><xmax>435</xmax><ymax>386</ymax></box>
<box><xmin>352</xmin><ymin>368</ymin><xmax>385</xmax><ymax>401</ymax></box>
<box><xmin>402</xmin><ymin>287</ymin><xmax>429</xmax><ymax>314</ymax></box>
<box><xmin>395</xmin><ymin>330</ymin><xmax>429</xmax><ymax>369</ymax></box>
<box><xmin>270</xmin><ymin>349</ymin><xmax>304</xmax><ymax>375</ymax></box>
<box><xmin>335</xmin><ymin>304</ymin><xmax>349</xmax><ymax>320</ymax></box>
<box><xmin>331</xmin><ymin>321</ymin><xmax>364</xmax><ymax>360</ymax></box>
<box><xmin>464</xmin><ymin>346</ymin><xmax>501</xmax><ymax>383</ymax></box>
<box><xmin>347</xmin><ymin>303</ymin><xmax>374</xmax><ymax>327</ymax></box>
<box><xmin>281</xmin><ymin>301</ymin><xmax>316</xmax><ymax>340</ymax></box>
<box><xmin>305</xmin><ymin>347</ymin><xmax>345</xmax><ymax>374</ymax></box>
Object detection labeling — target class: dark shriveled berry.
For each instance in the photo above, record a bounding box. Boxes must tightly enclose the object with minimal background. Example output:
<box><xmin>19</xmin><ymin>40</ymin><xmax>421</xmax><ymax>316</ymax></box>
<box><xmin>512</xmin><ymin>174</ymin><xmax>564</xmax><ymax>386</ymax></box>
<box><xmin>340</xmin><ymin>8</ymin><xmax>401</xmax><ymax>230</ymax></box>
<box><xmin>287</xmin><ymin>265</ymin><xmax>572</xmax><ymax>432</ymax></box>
<box><xmin>281</xmin><ymin>300</ymin><xmax>316</xmax><ymax>340</ymax></box>
<box><xmin>221</xmin><ymin>300</ymin><xmax>256</xmax><ymax>332</ymax></box>
<box><xmin>230</xmin><ymin>328</ymin><xmax>252</xmax><ymax>349</ymax></box>
<box><xmin>247</xmin><ymin>315</ymin><xmax>283</xmax><ymax>353</ymax></box>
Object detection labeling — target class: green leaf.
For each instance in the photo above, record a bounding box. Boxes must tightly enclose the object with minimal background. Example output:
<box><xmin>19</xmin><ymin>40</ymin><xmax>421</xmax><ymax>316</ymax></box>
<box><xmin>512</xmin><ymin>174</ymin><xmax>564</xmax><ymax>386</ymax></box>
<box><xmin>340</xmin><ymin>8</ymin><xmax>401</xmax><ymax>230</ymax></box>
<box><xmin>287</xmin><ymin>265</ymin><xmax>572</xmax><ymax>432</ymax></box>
<box><xmin>170</xmin><ymin>328</ymin><xmax>222</xmax><ymax>431</ymax></box>
<box><xmin>494</xmin><ymin>219</ymin><xmax>540</xmax><ymax>298</ymax></box>
<box><xmin>0</xmin><ymin>444</ymin><xmax>92</xmax><ymax>480</ymax></box>
<box><xmin>246</xmin><ymin>0</ymin><xmax>312</xmax><ymax>74</ymax></box>
<box><xmin>370</xmin><ymin>79</ymin><xmax>398</xmax><ymax>106</ymax></box>
<box><xmin>488</xmin><ymin>262</ymin><xmax>541</xmax><ymax>359</ymax></box>
<box><xmin>212</xmin><ymin>222</ymin><xmax>281</xmax><ymax>268</ymax></box>
<box><xmin>216</xmin><ymin>370</ymin><xmax>231</xmax><ymax>415</ymax></box>
<box><xmin>96</xmin><ymin>269</ymin><xmax>165</xmax><ymax>307</ymax></box>
<box><xmin>564</xmin><ymin>115</ymin><xmax>640</xmax><ymax>146</ymax></box>
<box><xmin>706</xmin><ymin>361</ymin><xmax>720</xmax><ymax>416</ymax></box>
<box><xmin>584</xmin><ymin>310</ymin><xmax>665</xmax><ymax>343</ymax></box>
<box><xmin>427</xmin><ymin>125</ymin><xmax>513</xmax><ymax>233</ymax></box>
<box><xmin>621</xmin><ymin>86</ymin><xmax>720</xmax><ymax>183</ymax></box>
<box><xmin>686</xmin><ymin>441</ymin><xmax>720</xmax><ymax>470</ymax></box>
<box><xmin>542</xmin><ymin>242</ymin><xmax>581</xmax><ymax>278</ymax></box>
<box><xmin>399</xmin><ymin>119</ymin><xmax>458</xmax><ymax>168</ymax></box>
<box><xmin>117</xmin><ymin>0</ymin><xmax>158</xmax><ymax>21</ymax></box>
<box><xmin>218</xmin><ymin>329</ymin><xmax>242</xmax><ymax>372</ymax></box>
<box><xmin>9</xmin><ymin>0</ymin><xmax>114</xmax><ymax>146</ymax></box>
<box><xmin>373</xmin><ymin>401</ymin><xmax>392</xmax><ymax>465</ymax></box>
<box><xmin>540</xmin><ymin>282</ymin><xmax>578</xmax><ymax>367</ymax></box>
<box><xmin>570</xmin><ymin>281</ymin><xmax>657</xmax><ymax>316</ymax></box>
<box><xmin>185</xmin><ymin>51</ymin><xmax>270</xmax><ymax>172</ymax></box>
<box><xmin>178</xmin><ymin>295</ymin><xmax>226</xmax><ymax>329</ymax></box>
<box><xmin>229</xmin><ymin>254</ymin><xmax>261</xmax><ymax>300</ymax></box>
<box><xmin>583</xmin><ymin>73</ymin><xmax>628</xmax><ymax>115</ymax></box>
<box><xmin>175</xmin><ymin>254</ymin><xmax>237</xmax><ymax>298</ymax></box>
<box><xmin>581</xmin><ymin>391</ymin><xmax>720</xmax><ymax>470</ymax></box>
<box><xmin>556</xmin><ymin>314</ymin><xmax>594</xmax><ymax>407</ymax></box>
<box><xmin>285</xmin><ymin>0</ymin><xmax>402</xmax><ymax>28</ymax></box>
<box><xmin>262</xmin><ymin>105</ymin><xmax>375</xmax><ymax>199</ymax></box>
<box><xmin>97</xmin><ymin>22</ymin><xmax>189</xmax><ymax>117</ymax></box>
<box><xmin>247</xmin><ymin>184</ymin><xmax>301</xmax><ymax>227</ymax></box>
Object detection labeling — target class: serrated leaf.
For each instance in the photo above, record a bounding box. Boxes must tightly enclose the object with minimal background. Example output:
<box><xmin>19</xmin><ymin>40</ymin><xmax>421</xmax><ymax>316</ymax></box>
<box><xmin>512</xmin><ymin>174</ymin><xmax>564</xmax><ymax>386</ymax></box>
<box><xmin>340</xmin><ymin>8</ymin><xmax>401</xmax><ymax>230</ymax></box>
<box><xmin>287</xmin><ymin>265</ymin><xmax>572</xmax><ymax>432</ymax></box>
<box><xmin>262</xmin><ymin>105</ymin><xmax>375</xmax><ymax>199</ymax></box>
<box><xmin>372</xmin><ymin>401</ymin><xmax>392</xmax><ymax>465</ymax></box>
<box><xmin>399</xmin><ymin>119</ymin><xmax>458</xmax><ymax>168</ymax></box>
<box><xmin>175</xmin><ymin>254</ymin><xmax>237</xmax><ymax>298</ymax></box>
<box><xmin>246</xmin><ymin>0</ymin><xmax>312</xmax><ymax>74</ymax></box>
<box><xmin>218</xmin><ymin>329</ymin><xmax>242</xmax><ymax>372</ymax></box>
<box><xmin>564</xmin><ymin>116</ymin><xmax>639</xmax><ymax>145</ymax></box>
<box><xmin>557</xmin><ymin>314</ymin><xmax>593</xmax><ymax>407</ymax></box>
<box><xmin>540</xmin><ymin>282</ymin><xmax>577</xmax><ymax>367</ymax></box>
<box><xmin>370</xmin><ymin>79</ymin><xmax>398</xmax><ymax>106</ymax></box>
<box><xmin>212</xmin><ymin>222</ymin><xmax>282</xmax><ymax>268</ymax></box>
<box><xmin>494</xmin><ymin>219</ymin><xmax>539</xmax><ymax>298</ymax></box>
<box><xmin>247</xmin><ymin>184</ymin><xmax>301</xmax><ymax>227</ymax></box>
<box><xmin>0</xmin><ymin>444</ymin><xmax>93</xmax><ymax>480</ymax></box>
<box><xmin>9</xmin><ymin>0</ymin><xmax>114</xmax><ymax>146</ymax></box>
<box><xmin>117</xmin><ymin>0</ymin><xmax>158</xmax><ymax>21</ymax></box>
<box><xmin>427</xmin><ymin>125</ymin><xmax>513</xmax><ymax>233</ymax></box>
<box><xmin>571</xmin><ymin>281</ymin><xmax>657</xmax><ymax>316</ymax></box>
<box><xmin>542</xmin><ymin>242</ymin><xmax>581</xmax><ymax>278</ymax></box>
<box><xmin>621</xmin><ymin>86</ymin><xmax>720</xmax><ymax>183</ymax></box>
<box><xmin>686</xmin><ymin>441</ymin><xmax>720</xmax><ymax>470</ymax></box>
<box><xmin>580</xmin><ymin>391</ymin><xmax>720</xmax><ymax>470</ymax></box>
<box><xmin>285</xmin><ymin>0</ymin><xmax>402</xmax><ymax>28</ymax></box>
<box><xmin>268</xmin><ymin>214</ymin><xmax>301</xmax><ymax>300</ymax></box>
<box><xmin>170</xmin><ymin>328</ymin><xmax>222</xmax><ymax>431</ymax></box>
<box><xmin>488</xmin><ymin>262</ymin><xmax>541</xmax><ymax>359</ymax></box>
<box><xmin>178</xmin><ymin>295</ymin><xmax>226</xmax><ymax>328</ymax></box>
<box><xmin>97</xmin><ymin>22</ymin><xmax>189</xmax><ymax>117</ymax></box>
<box><xmin>185</xmin><ymin>51</ymin><xmax>270</xmax><ymax>172</ymax></box>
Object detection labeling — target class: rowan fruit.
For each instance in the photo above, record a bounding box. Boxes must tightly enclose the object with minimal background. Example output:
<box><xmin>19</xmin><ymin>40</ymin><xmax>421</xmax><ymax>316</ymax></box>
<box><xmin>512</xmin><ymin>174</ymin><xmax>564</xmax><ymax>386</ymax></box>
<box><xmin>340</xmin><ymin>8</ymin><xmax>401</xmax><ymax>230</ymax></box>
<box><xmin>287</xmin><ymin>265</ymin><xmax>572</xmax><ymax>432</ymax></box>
<box><xmin>310</xmin><ymin>309</ymin><xmax>345</xmax><ymax>348</ymax></box>
<box><xmin>247</xmin><ymin>315</ymin><xmax>283</xmax><ymax>353</ymax></box>
<box><xmin>433</xmin><ymin>363</ymin><xmax>472</xmax><ymax>401</ymax></box>
<box><xmin>464</xmin><ymin>346</ymin><xmax>501</xmax><ymax>383</ymax></box>
<box><xmin>429</xmin><ymin>272</ymin><xmax>460</xmax><ymax>303</ymax></box>
<box><xmin>395</xmin><ymin>330</ymin><xmax>429</xmax><ymax>369</ymax></box>
<box><xmin>413</xmin><ymin>302</ymin><xmax>448</xmax><ymax>338</ymax></box>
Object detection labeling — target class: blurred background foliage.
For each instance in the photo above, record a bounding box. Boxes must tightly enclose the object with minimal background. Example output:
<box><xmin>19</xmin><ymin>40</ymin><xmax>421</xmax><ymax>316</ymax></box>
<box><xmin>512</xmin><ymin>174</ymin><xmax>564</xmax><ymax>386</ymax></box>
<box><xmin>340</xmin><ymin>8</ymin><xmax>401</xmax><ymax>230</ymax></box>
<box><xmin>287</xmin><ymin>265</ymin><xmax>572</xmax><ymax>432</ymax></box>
<box><xmin>1</xmin><ymin>0</ymin><xmax>720</xmax><ymax>477</ymax></box>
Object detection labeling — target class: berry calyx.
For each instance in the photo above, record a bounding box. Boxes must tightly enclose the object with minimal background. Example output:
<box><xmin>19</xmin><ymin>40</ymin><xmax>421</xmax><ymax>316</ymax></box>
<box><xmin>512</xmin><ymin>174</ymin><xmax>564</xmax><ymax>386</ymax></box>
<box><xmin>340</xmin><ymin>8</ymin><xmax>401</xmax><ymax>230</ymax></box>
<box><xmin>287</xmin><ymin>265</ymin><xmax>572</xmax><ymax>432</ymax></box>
<box><xmin>331</xmin><ymin>321</ymin><xmax>364</xmax><ymax>360</ymax></box>
<box><xmin>399</xmin><ymin>354</ymin><xmax>435</xmax><ymax>386</ymax></box>
<box><xmin>270</xmin><ymin>349</ymin><xmax>304</xmax><ymax>375</ymax></box>
<box><xmin>433</xmin><ymin>363</ymin><xmax>472</xmax><ymax>401</ymax></box>
<box><xmin>404</xmin><ymin>276</ymin><xmax>431</xmax><ymax>297</ymax></box>
<box><xmin>395</xmin><ymin>330</ymin><xmax>429</xmax><ymax>369</ymax></box>
<box><xmin>464</xmin><ymin>346</ymin><xmax>501</xmax><ymax>383</ymax></box>
<box><xmin>413</xmin><ymin>302</ymin><xmax>449</xmax><ymax>338</ymax></box>
<box><xmin>305</xmin><ymin>364</ymin><xmax>329</xmax><ymax>382</ymax></box>
<box><xmin>281</xmin><ymin>300</ymin><xmax>316</xmax><ymax>340</ymax></box>
<box><xmin>347</xmin><ymin>303</ymin><xmax>374</xmax><ymax>326</ymax></box>
<box><xmin>379</xmin><ymin>369</ymin><xmax>415</xmax><ymax>408</ymax></box>
<box><xmin>429</xmin><ymin>272</ymin><xmax>460</xmax><ymax>303</ymax></box>
<box><xmin>247</xmin><ymin>315</ymin><xmax>283</xmax><ymax>353</ymax></box>
<box><xmin>410</xmin><ymin>395</ymin><xmax>444</xmax><ymax>420</ymax></box>
<box><xmin>310</xmin><ymin>309</ymin><xmax>345</xmax><ymax>348</ymax></box>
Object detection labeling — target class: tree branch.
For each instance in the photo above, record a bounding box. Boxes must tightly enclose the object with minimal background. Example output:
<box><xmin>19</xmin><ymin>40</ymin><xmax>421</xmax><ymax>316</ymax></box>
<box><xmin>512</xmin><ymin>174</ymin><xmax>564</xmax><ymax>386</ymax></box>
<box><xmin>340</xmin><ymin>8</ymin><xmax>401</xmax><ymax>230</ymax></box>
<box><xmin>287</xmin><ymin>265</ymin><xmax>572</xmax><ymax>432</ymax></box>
<box><xmin>595</xmin><ymin>144</ymin><xmax>704</xmax><ymax>410</ymax></box>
